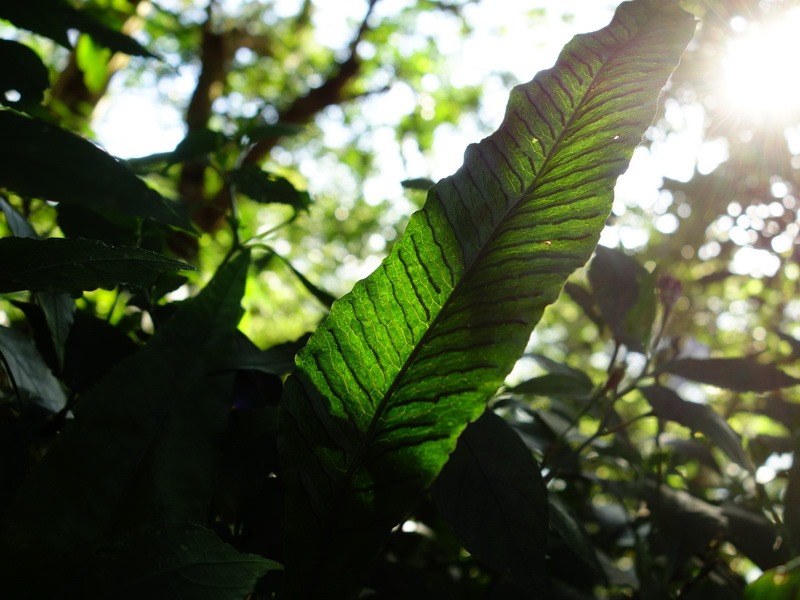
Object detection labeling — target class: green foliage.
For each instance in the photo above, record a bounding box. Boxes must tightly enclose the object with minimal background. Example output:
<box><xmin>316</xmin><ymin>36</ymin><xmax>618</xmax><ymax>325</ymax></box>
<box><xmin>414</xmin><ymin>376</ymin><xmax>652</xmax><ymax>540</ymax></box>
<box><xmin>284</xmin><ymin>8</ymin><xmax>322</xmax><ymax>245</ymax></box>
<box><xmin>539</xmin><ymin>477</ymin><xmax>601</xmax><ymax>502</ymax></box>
<box><xmin>2</xmin><ymin>0</ymin><xmax>799</xmax><ymax>599</ymax></box>
<box><xmin>278</xmin><ymin>3</ymin><xmax>694</xmax><ymax>595</ymax></box>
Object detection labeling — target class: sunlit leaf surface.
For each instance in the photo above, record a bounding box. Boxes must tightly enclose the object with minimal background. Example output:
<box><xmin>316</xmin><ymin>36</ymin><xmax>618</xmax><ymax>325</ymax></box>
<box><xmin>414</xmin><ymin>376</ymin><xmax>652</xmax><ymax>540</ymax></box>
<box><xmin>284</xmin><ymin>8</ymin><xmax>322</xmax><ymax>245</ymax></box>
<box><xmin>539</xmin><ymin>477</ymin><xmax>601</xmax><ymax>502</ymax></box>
<box><xmin>279</xmin><ymin>1</ymin><xmax>695</xmax><ymax>596</ymax></box>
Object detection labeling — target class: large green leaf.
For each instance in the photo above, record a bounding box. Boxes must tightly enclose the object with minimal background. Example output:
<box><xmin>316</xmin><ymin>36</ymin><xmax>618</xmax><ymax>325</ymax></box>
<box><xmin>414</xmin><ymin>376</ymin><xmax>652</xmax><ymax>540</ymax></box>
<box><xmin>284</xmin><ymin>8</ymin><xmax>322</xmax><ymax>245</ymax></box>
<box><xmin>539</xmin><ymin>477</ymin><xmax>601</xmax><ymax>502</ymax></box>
<box><xmin>278</xmin><ymin>1</ymin><xmax>695</xmax><ymax>596</ymax></box>
<box><xmin>0</xmin><ymin>237</ymin><xmax>194</xmax><ymax>293</ymax></box>
<box><xmin>0</xmin><ymin>253</ymin><xmax>250</xmax><ymax>593</ymax></box>
<box><xmin>0</xmin><ymin>111</ymin><xmax>190</xmax><ymax>230</ymax></box>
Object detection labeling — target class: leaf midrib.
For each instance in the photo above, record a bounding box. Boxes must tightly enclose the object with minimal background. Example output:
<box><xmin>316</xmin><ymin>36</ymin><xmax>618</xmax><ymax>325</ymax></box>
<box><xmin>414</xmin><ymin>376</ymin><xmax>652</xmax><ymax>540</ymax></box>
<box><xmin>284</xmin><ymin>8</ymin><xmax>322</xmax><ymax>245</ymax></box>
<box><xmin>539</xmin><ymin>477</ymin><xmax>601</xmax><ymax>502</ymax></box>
<box><xmin>339</xmin><ymin>13</ymin><xmax>642</xmax><ymax>499</ymax></box>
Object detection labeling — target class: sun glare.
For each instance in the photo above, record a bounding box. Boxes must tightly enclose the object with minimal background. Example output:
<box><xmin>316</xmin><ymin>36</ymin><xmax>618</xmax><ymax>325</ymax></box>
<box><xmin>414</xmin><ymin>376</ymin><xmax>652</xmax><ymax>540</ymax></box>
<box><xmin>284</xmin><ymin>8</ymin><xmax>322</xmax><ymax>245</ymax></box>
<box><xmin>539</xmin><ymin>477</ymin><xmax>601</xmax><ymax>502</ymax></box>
<box><xmin>722</xmin><ymin>9</ymin><xmax>800</xmax><ymax>123</ymax></box>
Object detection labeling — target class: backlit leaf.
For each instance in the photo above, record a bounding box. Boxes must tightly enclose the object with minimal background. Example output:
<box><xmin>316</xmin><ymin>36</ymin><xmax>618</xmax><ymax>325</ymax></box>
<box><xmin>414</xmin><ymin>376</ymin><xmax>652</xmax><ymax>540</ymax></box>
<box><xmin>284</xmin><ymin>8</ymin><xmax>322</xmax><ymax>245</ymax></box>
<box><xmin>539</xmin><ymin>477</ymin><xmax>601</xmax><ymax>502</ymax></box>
<box><xmin>0</xmin><ymin>237</ymin><xmax>194</xmax><ymax>294</ymax></box>
<box><xmin>430</xmin><ymin>410</ymin><xmax>548</xmax><ymax>590</ymax></box>
<box><xmin>0</xmin><ymin>111</ymin><xmax>191</xmax><ymax>230</ymax></box>
<box><xmin>745</xmin><ymin>557</ymin><xmax>800</xmax><ymax>600</ymax></box>
<box><xmin>278</xmin><ymin>2</ymin><xmax>695</xmax><ymax>596</ymax></box>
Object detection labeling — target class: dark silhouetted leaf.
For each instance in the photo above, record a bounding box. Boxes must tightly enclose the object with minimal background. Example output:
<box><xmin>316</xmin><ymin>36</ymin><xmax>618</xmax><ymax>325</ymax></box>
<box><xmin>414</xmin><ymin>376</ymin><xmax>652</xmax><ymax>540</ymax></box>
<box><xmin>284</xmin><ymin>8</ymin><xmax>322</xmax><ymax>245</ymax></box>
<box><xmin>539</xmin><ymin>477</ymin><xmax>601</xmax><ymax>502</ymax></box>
<box><xmin>0</xmin><ymin>40</ymin><xmax>49</xmax><ymax>108</ymax></box>
<box><xmin>239</xmin><ymin>121</ymin><xmax>303</xmax><ymax>144</ymax></box>
<box><xmin>548</xmin><ymin>492</ymin><xmax>604</xmax><ymax>576</ymax></box>
<box><xmin>0</xmin><ymin>111</ymin><xmax>191</xmax><ymax>230</ymax></box>
<box><xmin>761</xmin><ymin>396</ymin><xmax>800</xmax><ymax>430</ymax></box>
<box><xmin>230</xmin><ymin>165</ymin><xmax>311</xmax><ymax>209</ymax></box>
<box><xmin>278</xmin><ymin>3</ymin><xmax>695</xmax><ymax>596</ymax></box>
<box><xmin>642</xmin><ymin>385</ymin><xmax>750</xmax><ymax>470</ymax></box>
<box><xmin>401</xmin><ymin>178</ymin><xmax>436</xmax><ymax>191</ymax></box>
<box><xmin>431</xmin><ymin>410</ymin><xmax>548</xmax><ymax>590</ymax></box>
<box><xmin>510</xmin><ymin>373</ymin><xmax>594</xmax><ymax>398</ymax></box>
<box><xmin>786</xmin><ymin>454</ymin><xmax>800</xmax><ymax>551</ymax></box>
<box><xmin>62</xmin><ymin>311</ymin><xmax>138</xmax><ymax>393</ymax></box>
<box><xmin>643</xmin><ymin>482</ymin><xmax>727</xmax><ymax>575</ymax></box>
<box><xmin>67</xmin><ymin>8</ymin><xmax>155</xmax><ymax>58</ymax></box>
<box><xmin>563</xmin><ymin>281</ymin><xmax>604</xmax><ymax>331</ymax></box>
<box><xmin>36</xmin><ymin>291</ymin><xmax>74</xmax><ymax>368</ymax></box>
<box><xmin>0</xmin><ymin>253</ymin><xmax>249</xmax><ymax>566</ymax></box>
<box><xmin>661</xmin><ymin>435</ymin><xmax>720</xmax><ymax>472</ymax></box>
<box><xmin>722</xmin><ymin>505</ymin><xmax>790</xmax><ymax>570</ymax></box>
<box><xmin>266</xmin><ymin>248</ymin><xmax>336</xmax><ymax>308</ymax></box>
<box><xmin>0</xmin><ymin>0</ymin><xmax>154</xmax><ymax>57</ymax></box>
<box><xmin>659</xmin><ymin>357</ymin><xmax>800</xmax><ymax>393</ymax></box>
<box><xmin>0</xmin><ymin>326</ymin><xmax>66</xmax><ymax>412</ymax></box>
<box><xmin>220</xmin><ymin>333</ymin><xmax>311</xmax><ymax>376</ymax></box>
<box><xmin>0</xmin><ymin>237</ymin><xmax>194</xmax><ymax>294</ymax></box>
<box><xmin>589</xmin><ymin>245</ymin><xmax>656</xmax><ymax>352</ymax></box>
<box><xmin>64</xmin><ymin>522</ymin><xmax>280</xmax><ymax>600</ymax></box>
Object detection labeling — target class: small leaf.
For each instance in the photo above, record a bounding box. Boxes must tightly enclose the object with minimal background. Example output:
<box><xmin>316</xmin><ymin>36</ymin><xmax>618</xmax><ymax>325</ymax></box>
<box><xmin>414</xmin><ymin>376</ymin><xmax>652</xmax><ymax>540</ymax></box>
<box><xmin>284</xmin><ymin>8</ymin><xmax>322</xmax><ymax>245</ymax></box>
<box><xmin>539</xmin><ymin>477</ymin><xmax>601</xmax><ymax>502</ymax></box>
<box><xmin>722</xmin><ymin>505</ymin><xmax>790</xmax><ymax>570</ymax></box>
<box><xmin>66</xmin><ymin>7</ymin><xmax>156</xmax><ymax>58</ymax></box>
<box><xmin>431</xmin><ymin>410</ymin><xmax>548</xmax><ymax>590</ymax></box>
<box><xmin>219</xmin><ymin>333</ymin><xmax>311</xmax><ymax>376</ymax></box>
<box><xmin>230</xmin><ymin>165</ymin><xmax>311</xmax><ymax>210</ymax></box>
<box><xmin>239</xmin><ymin>121</ymin><xmax>303</xmax><ymax>144</ymax></box>
<box><xmin>36</xmin><ymin>291</ymin><xmax>75</xmax><ymax>369</ymax></box>
<box><xmin>642</xmin><ymin>385</ymin><xmax>750</xmax><ymax>470</ymax></box>
<box><xmin>0</xmin><ymin>40</ymin><xmax>49</xmax><ymax>108</ymax></box>
<box><xmin>0</xmin><ymin>195</ymin><xmax>37</xmax><ymax>238</ymax></box>
<box><xmin>170</xmin><ymin>128</ymin><xmax>229</xmax><ymax>164</ymax></box>
<box><xmin>66</xmin><ymin>522</ymin><xmax>280</xmax><ymax>600</ymax></box>
<box><xmin>75</xmin><ymin>34</ymin><xmax>111</xmax><ymax>94</ymax></box>
<box><xmin>401</xmin><ymin>178</ymin><xmax>436</xmax><ymax>191</ymax></box>
<box><xmin>588</xmin><ymin>245</ymin><xmax>656</xmax><ymax>352</ymax></box>
<box><xmin>0</xmin><ymin>326</ymin><xmax>66</xmax><ymax>412</ymax></box>
<box><xmin>548</xmin><ymin>492</ymin><xmax>604</xmax><ymax>576</ymax></box>
<box><xmin>510</xmin><ymin>373</ymin><xmax>593</xmax><ymax>398</ymax></box>
<box><xmin>0</xmin><ymin>237</ymin><xmax>195</xmax><ymax>294</ymax></box>
<box><xmin>0</xmin><ymin>111</ymin><xmax>191</xmax><ymax>230</ymax></box>
<box><xmin>266</xmin><ymin>248</ymin><xmax>336</xmax><ymax>308</ymax></box>
<box><xmin>745</xmin><ymin>557</ymin><xmax>800</xmax><ymax>600</ymax></box>
<box><xmin>658</xmin><ymin>357</ymin><xmax>800</xmax><ymax>393</ymax></box>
